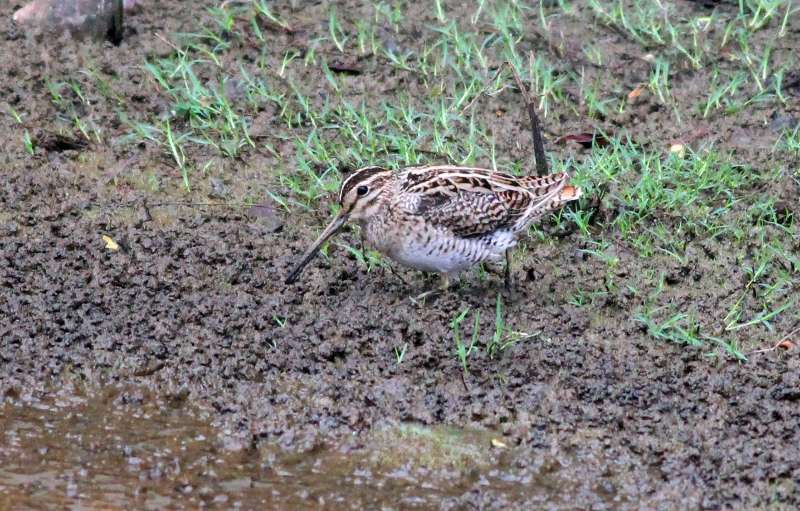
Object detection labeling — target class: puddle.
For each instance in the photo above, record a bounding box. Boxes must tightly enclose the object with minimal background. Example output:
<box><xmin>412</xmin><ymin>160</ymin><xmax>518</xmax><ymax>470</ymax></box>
<box><xmin>0</xmin><ymin>387</ymin><xmax>600</xmax><ymax>509</ymax></box>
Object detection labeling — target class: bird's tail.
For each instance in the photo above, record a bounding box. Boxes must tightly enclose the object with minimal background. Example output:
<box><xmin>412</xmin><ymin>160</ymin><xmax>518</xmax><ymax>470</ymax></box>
<box><xmin>522</xmin><ymin>173</ymin><xmax>583</xmax><ymax>226</ymax></box>
<box><xmin>557</xmin><ymin>184</ymin><xmax>582</xmax><ymax>202</ymax></box>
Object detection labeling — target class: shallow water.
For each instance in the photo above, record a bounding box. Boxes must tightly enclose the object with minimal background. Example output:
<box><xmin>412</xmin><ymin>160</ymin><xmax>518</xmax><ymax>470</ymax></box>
<box><xmin>0</xmin><ymin>387</ymin><xmax>616</xmax><ymax>510</ymax></box>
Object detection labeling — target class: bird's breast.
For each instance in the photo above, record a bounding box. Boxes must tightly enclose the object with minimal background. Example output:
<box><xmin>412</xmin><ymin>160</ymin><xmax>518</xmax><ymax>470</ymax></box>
<box><xmin>363</xmin><ymin>216</ymin><xmax>516</xmax><ymax>274</ymax></box>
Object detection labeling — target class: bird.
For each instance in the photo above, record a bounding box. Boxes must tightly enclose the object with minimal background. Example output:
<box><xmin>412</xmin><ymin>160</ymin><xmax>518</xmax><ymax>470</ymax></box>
<box><xmin>285</xmin><ymin>164</ymin><xmax>582</xmax><ymax>296</ymax></box>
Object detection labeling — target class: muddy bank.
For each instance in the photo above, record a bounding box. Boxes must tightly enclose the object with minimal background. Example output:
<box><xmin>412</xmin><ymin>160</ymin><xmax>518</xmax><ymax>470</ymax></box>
<box><xmin>1</xmin><ymin>0</ymin><xmax>799</xmax><ymax>508</ymax></box>
<box><xmin>2</xmin><ymin>184</ymin><xmax>798</xmax><ymax>507</ymax></box>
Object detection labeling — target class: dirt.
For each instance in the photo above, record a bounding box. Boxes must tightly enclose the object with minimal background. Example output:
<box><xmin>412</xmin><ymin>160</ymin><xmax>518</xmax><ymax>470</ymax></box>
<box><xmin>1</xmin><ymin>0</ymin><xmax>799</xmax><ymax>509</ymax></box>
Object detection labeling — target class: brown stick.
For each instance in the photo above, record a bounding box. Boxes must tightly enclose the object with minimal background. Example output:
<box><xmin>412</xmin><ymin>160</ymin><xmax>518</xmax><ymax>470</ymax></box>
<box><xmin>460</xmin><ymin>60</ymin><xmax>553</xmax><ymax>290</ymax></box>
<box><xmin>511</xmin><ymin>55</ymin><xmax>549</xmax><ymax>177</ymax></box>
<box><xmin>107</xmin><ymin>0</ymin><xmax>124</xmax><ymax>45</ymax></box>
<box><xmin>461</xmin><ymin>60</ymin><xmax>550</xmax><ymax>176</ymax></box>
<box><xmin>748</xmin><ymin>325</ymin><xmax>800</xmax><ymax>355</ymax></box>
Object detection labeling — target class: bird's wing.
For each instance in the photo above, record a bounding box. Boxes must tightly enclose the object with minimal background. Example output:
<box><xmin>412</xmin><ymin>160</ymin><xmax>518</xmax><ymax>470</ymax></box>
<box><xmin>397</xmin><ymin>166</ymin><xmax>571</xmax><ymax>238</ymax></box>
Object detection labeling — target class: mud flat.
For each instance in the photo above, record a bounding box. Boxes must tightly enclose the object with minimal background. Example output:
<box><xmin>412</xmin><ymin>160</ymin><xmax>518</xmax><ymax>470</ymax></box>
<box><xmin>1</xmin><ymin>0</ymin><xmax>798</xmax><ymax>508</ymax></box>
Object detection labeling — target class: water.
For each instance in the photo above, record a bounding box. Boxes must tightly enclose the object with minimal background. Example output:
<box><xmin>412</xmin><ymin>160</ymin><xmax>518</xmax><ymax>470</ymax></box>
<box><xmin>0</xmin><ymin>386</ymin><xmax>591</xmax><ymax>509</ymax></box>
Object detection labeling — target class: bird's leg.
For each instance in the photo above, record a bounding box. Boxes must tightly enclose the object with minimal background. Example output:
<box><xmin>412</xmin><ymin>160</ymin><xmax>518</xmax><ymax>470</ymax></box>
<box><xmin>504</xmin><ymin>250</ymin><xmax>512</xmax><ymax>290</ymax></box>
<box><xmin>410</xmin><ymin>273</ymin><xmax>451</xmax><ymax>304</ymax></box>
<box><xmin>387</xmin><ymin>263</ymin><xmax>410</xmax><ymax>287</ymax></box>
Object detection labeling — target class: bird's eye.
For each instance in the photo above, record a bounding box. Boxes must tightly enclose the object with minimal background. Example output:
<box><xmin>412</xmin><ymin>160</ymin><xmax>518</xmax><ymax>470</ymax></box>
<box><xmin>356</xmin><ymin>185</ymin><xmax>369</xmax><ymax>196</ymax></box>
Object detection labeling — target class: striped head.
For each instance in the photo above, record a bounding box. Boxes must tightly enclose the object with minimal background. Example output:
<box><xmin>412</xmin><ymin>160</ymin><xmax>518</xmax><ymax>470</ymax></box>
<box><xmin>286</xmin><ymin>166</ymin><xmax>393</xmax><ymax>284</ymax></box>
<box><xmin>337</xmin><ymin>166</ymin><xmax>393</xmax><ymax>223</ymax></box>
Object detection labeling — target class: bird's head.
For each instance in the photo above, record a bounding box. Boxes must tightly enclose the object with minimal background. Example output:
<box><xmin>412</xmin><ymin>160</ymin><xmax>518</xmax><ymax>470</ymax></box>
<box><xmin>285</xmin><ymin>166</ymin><xmax>392</xmax><ymax>284</ymax></box>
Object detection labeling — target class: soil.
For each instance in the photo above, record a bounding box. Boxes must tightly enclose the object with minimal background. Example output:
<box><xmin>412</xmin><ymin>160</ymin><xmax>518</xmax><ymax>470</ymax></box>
<box><xmin>1</xmin><ymin>0</ymin><xmax>799</xmax><ymax>509</ymax></box>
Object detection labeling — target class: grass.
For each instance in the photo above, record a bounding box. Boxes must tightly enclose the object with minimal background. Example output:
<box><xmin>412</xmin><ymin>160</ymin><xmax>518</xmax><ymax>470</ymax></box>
<box><xmin>451</xmin><ymin>307</ymin><xmax>480</xmax><ymax>374</ymax></box>
<box><xmin>393</xmin><ymin>343</ymin><xmax>408</xmax><ymax>364</ymax></box>
<box><xmin>20</xmin><ymin>0</ymin><xmax>799</xmax><ymax>361</ymax></box>
<box><xmin>447</xmin><ymin>295</ymin><xmax>536</xmax><ymax>372</ymax></box>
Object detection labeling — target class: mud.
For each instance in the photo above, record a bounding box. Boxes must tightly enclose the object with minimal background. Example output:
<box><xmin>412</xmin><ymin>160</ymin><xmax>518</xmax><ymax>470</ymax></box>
<box><xmin>1</xmin><ymin>0</ymin><xmax>799</xmax><ymax>509</ymax></box>
<box><xmin>1</xmin><ymin>390</ymin><xmax>588</xmax><ymax>509</ymax></box>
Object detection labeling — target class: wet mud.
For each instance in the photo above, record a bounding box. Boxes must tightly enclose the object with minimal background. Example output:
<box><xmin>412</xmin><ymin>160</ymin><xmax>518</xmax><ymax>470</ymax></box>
<box><xmin>1</xmin><ymin>0</ymin><xmax>799</xmax><ymax>509</ymax></box>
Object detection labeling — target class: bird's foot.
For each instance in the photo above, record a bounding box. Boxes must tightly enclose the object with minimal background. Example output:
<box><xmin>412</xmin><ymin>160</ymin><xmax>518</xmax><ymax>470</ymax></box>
<box><xmin>409</xmin><ymin>274</ymin><xmax>451</xmax><ymax>305</ymax></box>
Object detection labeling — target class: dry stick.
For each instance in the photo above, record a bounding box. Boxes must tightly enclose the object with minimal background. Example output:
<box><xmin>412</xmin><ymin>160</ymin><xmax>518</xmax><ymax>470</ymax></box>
<box><xmin>92</xmin><ymin>200</ymin><xmax>272</xmax><ymax>221</ymax></box>
<box><xmin>102</xmin><ymin>200</ymin><xmax>261</xmax><ymax>209</ymax></box>
<box><xmin>461</xmin><ymin>60</ymin><xmax>551</xmax><ymax>288</ymax></box>
<box><xmin>508</xmin><ymin>56</ymin><xmax>549</xmax><ymax>177</ymax></box>
<box><xmin>748</xmin><ymin>325</ymin><xmax>800</xmax><ymax>355</ymax></box>
<box><xmin>109</xmin><ymin>0</ymin><xmax>124</xmax><ymax>45</ymax></box>
<box><xmin>504</xmin><ymin>58</ymin><xmax>549</xmax><ymax>287</ymax></box>
<box><xmin>145</xmin><ymin>201</ymin><xmax>256</xmax><ymax>208</ymax></box>
<box><xmin>461</xmin><ymin>60</ymin><xmax>550</xmax><ymax>177</ymax></box>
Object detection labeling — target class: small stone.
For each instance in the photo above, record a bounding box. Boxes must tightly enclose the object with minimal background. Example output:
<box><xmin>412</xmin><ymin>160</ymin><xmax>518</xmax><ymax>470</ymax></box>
<box><xmin>491</xmin><ymin>438</ymin><xmax>508</xmax><ymax>448</ymax></box>
<box><xmin>208</xmin><ymin>178</ymin><xmax>227</xmax><ymax>199</ymax></box>
<box><xmin>669</xmin><ymin>143</ymin><xmax>685</xmax><ymax>158</ymax></box>
<box><xmin>13</xmin><ymin>0</ymin><xmax>132</xmax><ymax>43</ymax></box>
<box><xmin>248</xmin><ymin>203</ymin><xmax>283</xmax><ymax>233</ymax></box>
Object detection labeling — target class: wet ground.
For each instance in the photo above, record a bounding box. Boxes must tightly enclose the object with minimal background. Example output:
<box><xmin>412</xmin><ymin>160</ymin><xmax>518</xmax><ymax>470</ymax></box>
<box><xmin>1</xmin><ymin>0</ymin><xmax>799</xmax><ymax>509</ymax></box>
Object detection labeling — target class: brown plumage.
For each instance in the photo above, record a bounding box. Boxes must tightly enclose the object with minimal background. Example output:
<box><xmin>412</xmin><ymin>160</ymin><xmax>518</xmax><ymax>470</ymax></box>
<box><xmin>286</xmin><ymin>165</ymin><xmax>582</xmax><ymax>288</ymax></box>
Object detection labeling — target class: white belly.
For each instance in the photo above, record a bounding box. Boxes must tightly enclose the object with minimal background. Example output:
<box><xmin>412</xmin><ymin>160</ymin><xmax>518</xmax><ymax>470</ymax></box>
<box><xmin>372</xmin><ymin>228</ymin><xmax>518</xmax><ymax>274</ymax></box>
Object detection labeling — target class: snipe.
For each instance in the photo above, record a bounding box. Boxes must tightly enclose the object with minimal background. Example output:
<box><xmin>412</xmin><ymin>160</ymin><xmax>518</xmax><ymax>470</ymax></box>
<box><xmin>285</xmin><ymin>164</ymin><xmax>581</xmax><ymax>294</ymax></box>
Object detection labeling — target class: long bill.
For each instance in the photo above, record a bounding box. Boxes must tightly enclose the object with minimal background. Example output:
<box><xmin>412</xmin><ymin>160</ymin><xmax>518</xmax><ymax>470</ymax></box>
<box><xmin>285</xmin><ymin>213</ymin><xmax>348</xmax><ymax>284</ymax></box>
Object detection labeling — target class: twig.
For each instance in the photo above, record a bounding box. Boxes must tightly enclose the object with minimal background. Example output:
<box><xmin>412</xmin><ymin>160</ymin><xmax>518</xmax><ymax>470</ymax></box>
<box><xmin>459</xmin><ymin>60</ymin><xmax>552</xmax><ymax>290</ymax></box>
<box><xmin>460</xmin><ymin>60</ymin><xmax>550</xmax><ymax>176</ymax></box>
<box><xmin>84</xmin><ymin>200</ymin><xmax>270</xmax><ymax>213</ymax></box>
<box><xmin>386</xmin><ymin>263</ymin><xmax>410</xmax><ymax>287</ymax></box>
<box><xmin>748</xmin><ymin>325</ymin><xmax>800</xmax><ymax>355</ymax></box>
<box><xmin>514</xmin><ymin>53</ymin><xmax>549</xmax><ymax>177</ymax></box>
<box><xmin>145</xmin><ymin>201</ymin><xmax>256</xmax><ymax>208</ymax></box>
<box><xmin>109</xmin><ymin>0</ymin><xmax>123</xmax><ymax>46</ymax></box>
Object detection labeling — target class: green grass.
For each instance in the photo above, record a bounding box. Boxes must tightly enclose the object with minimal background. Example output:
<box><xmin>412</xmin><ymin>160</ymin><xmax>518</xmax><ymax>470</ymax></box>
<box><xmin>451</xmin><ymin>307</ymin><xmax>480</xmax><ymax>374</ymax></box>
<box><xmin>448</xmin><ymin>294</ymin><xmax>536</xmax><ymax>370</ymax></box>
<box><xmin>23</xmin><ymin>0</ymin><xmax>799</xmax><ymax>360</ymax></box>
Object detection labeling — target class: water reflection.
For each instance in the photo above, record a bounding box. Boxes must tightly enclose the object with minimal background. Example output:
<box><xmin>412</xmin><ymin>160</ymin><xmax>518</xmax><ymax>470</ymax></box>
<box><xmin>0</xmin><ymin>386</ymin><xmax>578</xmax><ymax>509</ymax></box>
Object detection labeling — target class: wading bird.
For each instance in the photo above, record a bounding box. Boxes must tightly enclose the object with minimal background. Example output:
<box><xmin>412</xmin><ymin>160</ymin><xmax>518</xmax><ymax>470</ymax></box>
<box><xmin>285</xmin><ymin>164</ymin><xmax>581</xmax><ymax>298</ymax></box>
